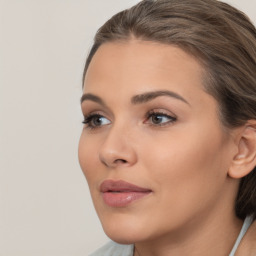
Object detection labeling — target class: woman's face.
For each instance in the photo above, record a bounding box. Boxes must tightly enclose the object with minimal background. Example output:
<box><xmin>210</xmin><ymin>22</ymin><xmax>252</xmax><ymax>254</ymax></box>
<box><xmin>79</xmin><ymin>40</ymin><xmax>237</xmax><ymax>243</ymax></box>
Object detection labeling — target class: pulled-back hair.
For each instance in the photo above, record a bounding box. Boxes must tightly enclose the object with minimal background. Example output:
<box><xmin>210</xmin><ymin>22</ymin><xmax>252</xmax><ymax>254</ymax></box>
<box><xmin>83</xmin><ymin>0</ymin><xmax>256</xmax><ymax>219</ymax></box>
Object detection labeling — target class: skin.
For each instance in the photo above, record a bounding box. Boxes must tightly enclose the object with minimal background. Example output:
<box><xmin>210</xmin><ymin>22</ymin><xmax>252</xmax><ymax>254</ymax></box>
<box><xmin>78</xmin><ymin>40</ymin><xmax>245</xmax><ymax>256</ymax></box>
<box><xmin>236</xmin><ymin>221</ymin><xmax>256</xmax><ymax>256</ymax></box>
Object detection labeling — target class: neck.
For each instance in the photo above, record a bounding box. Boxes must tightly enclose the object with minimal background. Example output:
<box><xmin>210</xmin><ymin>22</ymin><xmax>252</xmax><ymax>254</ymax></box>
<box><xmin>134</xmin><ymin>211</ymin><xmax>243</xmax><ymax>256</ymax></box>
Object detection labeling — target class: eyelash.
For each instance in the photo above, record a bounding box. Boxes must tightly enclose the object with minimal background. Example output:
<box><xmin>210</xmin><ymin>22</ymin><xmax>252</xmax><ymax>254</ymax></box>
<box><xmin>145</xmin><ymin>111</ymin><xmax>177</xmax><ymax>127</ymax></box>
<box><xmin>82</xmin><ymin>113</ymin><xmax>107</xmax><ymax>129</ymax></box>
<box><xmin>82</xmin><ymin>111</ymin><xmax>177</xmax><ymax>129</ymax></box>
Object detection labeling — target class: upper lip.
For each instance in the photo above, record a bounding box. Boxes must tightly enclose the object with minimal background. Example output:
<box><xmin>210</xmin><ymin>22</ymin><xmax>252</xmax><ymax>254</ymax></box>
<box><xmin>100</xmin><ymin>180</ymin><xmax>152</xmax><ymax>193</ymax></box>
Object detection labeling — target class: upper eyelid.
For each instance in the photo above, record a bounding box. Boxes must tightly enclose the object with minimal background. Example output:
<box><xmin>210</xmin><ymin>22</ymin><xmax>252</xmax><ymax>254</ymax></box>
<box><xmin>148</xmin><ymin>112</ymin><xmax>176</xmax><ymax>119</ymax></box>
<box><xmin>82</xmin><ymin>105</ymin><xmax>177</xmax><ymax>115</ymax></box>
<box><xmin>146</xmin><ymin>112</ymin><xmax>177</xmax><ymax>121</ymax></box>
<box><xmin>81</xmin><ymin>105</ymin><xmax>114</xmax><ymax>120</ymax></box>
<box><xmin>147</xmin><ymin>109</ymin><xmax>177</xmax><ymax>118</ymax></box>
<box><xmin>83</xmin><ymin>109</ymin><xmax>176</xmax><ymax>116</ymax></box>
<box><xmin>82</xmin><ymin>109</ymin><xmax>112</xmax><ymax>120</ymax></box>
<box><xmin>81</xmin><ymin>101</ymin><xmax>113</xmax><ymax>117</ymax></box>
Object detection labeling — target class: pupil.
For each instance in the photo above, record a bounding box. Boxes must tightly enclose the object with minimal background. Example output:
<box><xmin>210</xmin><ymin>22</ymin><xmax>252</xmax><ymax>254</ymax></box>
<box><xmin>152</xmin><ymin>115</ymin><xmax>162</xmax><ymax>124</ymax></box>
<box><xmin>94</xmin><ymin>117</ymin><xmax>102</xmax><ymax>126</ymax></box>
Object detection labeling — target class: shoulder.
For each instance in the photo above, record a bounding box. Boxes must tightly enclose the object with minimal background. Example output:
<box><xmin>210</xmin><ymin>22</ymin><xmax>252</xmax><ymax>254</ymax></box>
<box><xmin>236</xmin><ymin>219</ymin><xmax>256</xmax><ymax>256</ymax></box>
<box><xmin>89</xmin><ymin>241</ymin><xmax>134</xmax><ymax>256</ymax></box>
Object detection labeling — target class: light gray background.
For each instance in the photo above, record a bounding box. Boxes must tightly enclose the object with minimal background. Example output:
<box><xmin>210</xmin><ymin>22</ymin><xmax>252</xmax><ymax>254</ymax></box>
<box><xmin>1</xmin><ymin>0</ymin><xmax>255</xmax><ymax>255</ymax></box>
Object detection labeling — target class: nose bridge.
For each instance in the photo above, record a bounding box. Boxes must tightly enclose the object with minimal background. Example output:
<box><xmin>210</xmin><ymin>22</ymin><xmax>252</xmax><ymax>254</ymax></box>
<box><xmin>99</xmin><ymin>120</ymin><xmax>137</xmax><ymax>168</ymax></box>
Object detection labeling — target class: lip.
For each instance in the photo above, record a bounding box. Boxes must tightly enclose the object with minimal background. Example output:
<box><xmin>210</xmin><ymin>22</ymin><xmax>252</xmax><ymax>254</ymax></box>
<box><xmin>100</xmin><ymin>180</ymin><xmax>152</xmax><ymax>207</ymax></box>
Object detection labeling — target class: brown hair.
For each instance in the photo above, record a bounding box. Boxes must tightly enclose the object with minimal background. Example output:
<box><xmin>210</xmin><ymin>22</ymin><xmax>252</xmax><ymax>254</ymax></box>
<box><xmin>83</xmin><ymin>0</ymin><xmax>256</xmax><ymax>219</ymax></box>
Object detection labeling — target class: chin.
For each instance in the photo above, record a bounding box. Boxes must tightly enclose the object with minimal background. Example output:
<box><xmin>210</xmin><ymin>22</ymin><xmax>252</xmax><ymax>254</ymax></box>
<box><xmin>106</xmin><ymin>233</ymin><xmax>137</xmax><ymax>245</ymax></box>
<box><xmin>99</xmin><ymin>212</ymin><xmax>150</xmax><ymax>244</ymax></box>
<box><xmin>103</xmin><ymin>225</ymin><xmax>138</xmax><ymax>244</ymax></box>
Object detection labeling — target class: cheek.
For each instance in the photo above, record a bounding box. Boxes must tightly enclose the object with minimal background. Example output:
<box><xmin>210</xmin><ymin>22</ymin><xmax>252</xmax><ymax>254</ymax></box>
<box><xmin>133</xmin><ymin>127</ymin><xmax>230</xmax><ymax>232</ymax></box>
<box><xmin>141</xmin><ymin>125</ymin><xmax>229</xmax><ymax>203</ymax></box>
<box><xmin>78</xmin><ymin>133</ymin><xmax>101</xmax><ymax>185</ymax></box>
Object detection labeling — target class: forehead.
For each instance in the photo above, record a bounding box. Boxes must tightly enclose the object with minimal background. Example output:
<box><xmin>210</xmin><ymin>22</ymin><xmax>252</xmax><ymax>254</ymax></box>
<box><xmin>83</xmin><ymin>40</ymin><xmax>207</xmax><ymax>104</ymax></box>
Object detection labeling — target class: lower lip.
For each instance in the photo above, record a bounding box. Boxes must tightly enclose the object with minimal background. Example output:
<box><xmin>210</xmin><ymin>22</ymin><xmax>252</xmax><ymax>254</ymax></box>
<box><xmin>102</xmin><ymin>191</ymin><xmax>151</xmax><ymax>207</ymax></box>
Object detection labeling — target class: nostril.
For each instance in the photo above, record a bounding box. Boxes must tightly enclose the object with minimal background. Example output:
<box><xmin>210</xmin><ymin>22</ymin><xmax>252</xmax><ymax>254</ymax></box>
<box><xmin>114</xmin><ymin>159</ymin><xmax>127</xmax><ymax>164</ymax></box>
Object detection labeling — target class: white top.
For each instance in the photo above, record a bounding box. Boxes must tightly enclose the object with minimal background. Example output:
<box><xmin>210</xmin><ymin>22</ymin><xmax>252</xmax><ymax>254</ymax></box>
<box><xmin>89</xmin><ymin>216</ymin><xmax>254</xmax><ymax>256</ymax></box>
<box><xmin>229</xmin><ymin>215</ymin><xmax>253</xmax><ymax>256</ymax></box>
<box><xmin>89</xmin><ymin>241</ymin><xmax>133</xmax><ymax>256</ymax></box>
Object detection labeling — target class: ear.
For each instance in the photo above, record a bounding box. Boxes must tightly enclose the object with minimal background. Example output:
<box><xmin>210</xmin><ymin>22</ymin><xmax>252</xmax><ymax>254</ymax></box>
<box><xmin>228</xmin><ymin>120</ymin><xmax>256</xmax><ymax>179</ymax></box>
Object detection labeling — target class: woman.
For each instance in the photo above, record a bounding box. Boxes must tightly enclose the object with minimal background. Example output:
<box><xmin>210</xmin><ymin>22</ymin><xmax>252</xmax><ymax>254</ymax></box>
<box><xmin>79</xmin><ymin>0</ymin><xmax>256</xmax><ymax>255</ymax></box>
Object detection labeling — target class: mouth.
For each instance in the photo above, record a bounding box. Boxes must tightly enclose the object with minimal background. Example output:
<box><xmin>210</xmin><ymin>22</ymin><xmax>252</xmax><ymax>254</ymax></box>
<box><xmin>100</xmin><ymin>180</ymin><xmax>152</xmax><ymax>207</ymax></box>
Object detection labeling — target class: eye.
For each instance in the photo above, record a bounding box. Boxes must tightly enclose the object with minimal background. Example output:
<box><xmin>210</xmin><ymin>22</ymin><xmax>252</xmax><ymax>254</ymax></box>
<box><xmin>82</xmin><ymin>114</ymin><xmax>111</xmax><ymax>129</ymax></box>
<box><xmin>145</xmin><ymin>111</ymin><xmax>177</xmax><ymax>126</ymax></box>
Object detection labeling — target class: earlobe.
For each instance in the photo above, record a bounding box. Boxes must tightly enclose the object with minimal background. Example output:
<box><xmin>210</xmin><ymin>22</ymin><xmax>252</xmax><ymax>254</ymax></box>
<box><xmin>228</xmin><ymin>121</ymin><xmax>256</xmax><ymax>179</ymax></box>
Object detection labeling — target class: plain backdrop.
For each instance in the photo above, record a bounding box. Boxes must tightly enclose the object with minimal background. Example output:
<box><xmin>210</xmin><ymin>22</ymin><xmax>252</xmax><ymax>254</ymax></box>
<box><xmin>1</xmin><ymin>0</ymin><xmax>255</xmax><ymax>255</ymax></box>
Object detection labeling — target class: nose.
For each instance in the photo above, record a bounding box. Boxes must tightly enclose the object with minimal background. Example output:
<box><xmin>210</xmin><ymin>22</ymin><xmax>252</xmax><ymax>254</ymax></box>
<box><xmin>99</xmin><ymin>124</ymin><xmax>137</xmax><ymax>168</ymax></box>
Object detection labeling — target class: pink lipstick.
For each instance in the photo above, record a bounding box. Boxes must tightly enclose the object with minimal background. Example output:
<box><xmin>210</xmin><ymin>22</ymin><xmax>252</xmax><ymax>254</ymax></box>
<box><xmin>100</xmin><ymin>180</ymin><xmax>152</xmax><ymax>207</ymax></box>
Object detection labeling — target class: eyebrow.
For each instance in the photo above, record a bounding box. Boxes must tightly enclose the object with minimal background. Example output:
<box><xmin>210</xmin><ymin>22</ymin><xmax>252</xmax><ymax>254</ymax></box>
<box><xmin>80</xmin><ymin>93</ymin><xmax>106</xmax><ymax>106</ymax></box>
<box><xmin>80</xmin><ymin>90</ymin><xmax>190</xmax><ymax>106</ymax></box>
<box><xmin>131</xmin><ymin>90</ymin><xmax>190</xmax><ymax>105</ymax></box>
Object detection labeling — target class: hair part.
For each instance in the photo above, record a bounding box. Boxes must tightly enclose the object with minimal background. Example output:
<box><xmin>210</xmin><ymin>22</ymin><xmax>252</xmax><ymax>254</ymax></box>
<box><xmin>83</xmin><ymin>0</ymin><xmax>256</xmax><ymax>219</ymax></box>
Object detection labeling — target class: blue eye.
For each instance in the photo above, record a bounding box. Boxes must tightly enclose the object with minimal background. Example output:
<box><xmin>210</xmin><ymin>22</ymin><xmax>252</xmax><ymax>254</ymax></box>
<box><xmin>83</xmin><ymin>114</ymin><xmax>111</xmax><ymax>129</ymax></box>
<box><xmin>146</xmin><ymin>112</ymin><xmax>177</xmax><ymax>126</ymax></box>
